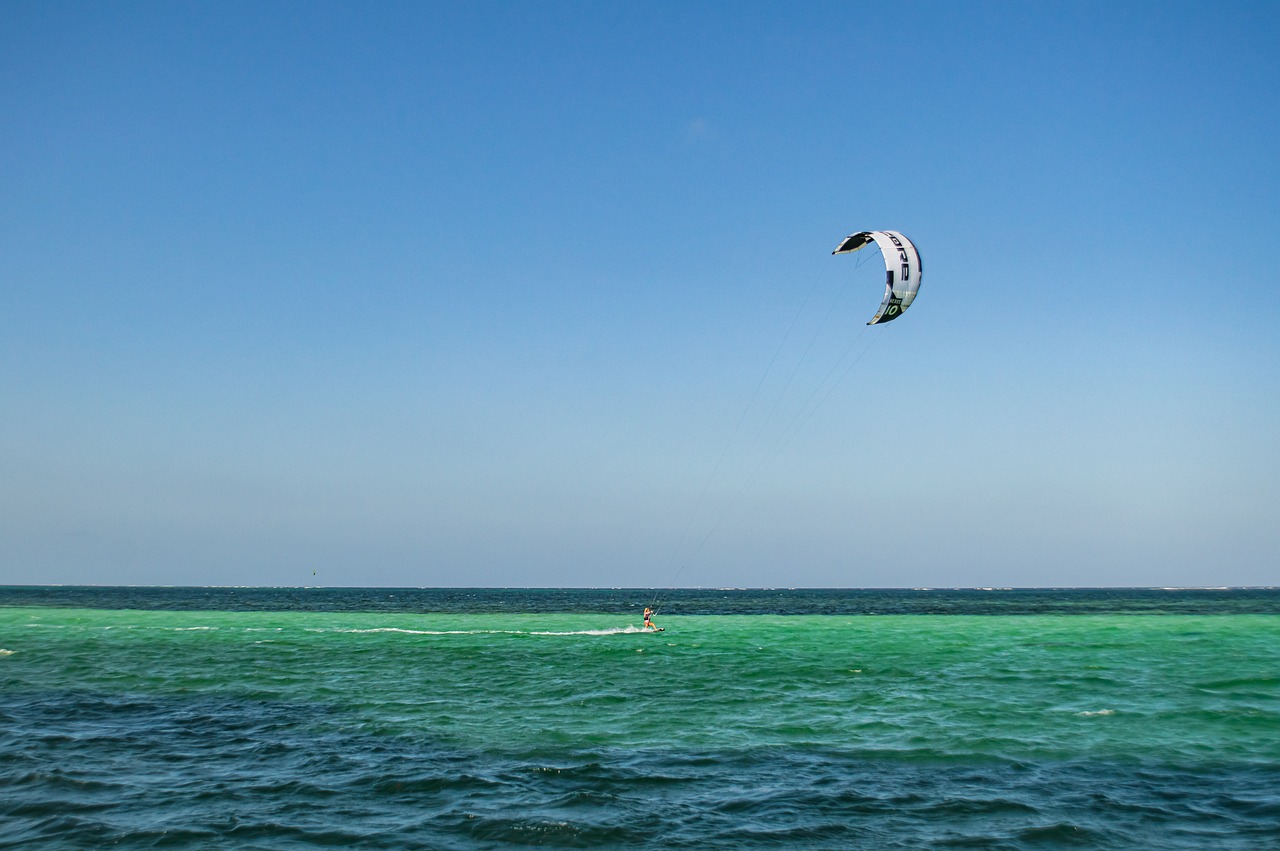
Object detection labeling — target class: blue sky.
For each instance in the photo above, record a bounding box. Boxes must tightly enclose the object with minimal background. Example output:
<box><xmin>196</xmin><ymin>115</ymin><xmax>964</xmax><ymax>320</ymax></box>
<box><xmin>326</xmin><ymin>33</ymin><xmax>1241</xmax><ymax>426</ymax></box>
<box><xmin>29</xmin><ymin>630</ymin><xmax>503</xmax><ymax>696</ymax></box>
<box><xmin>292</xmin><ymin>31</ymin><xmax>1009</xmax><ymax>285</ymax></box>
<box><xmin>3</xmin><ymin>1</ymin><xmax>1277</xmax><ymax>588</ymax></box>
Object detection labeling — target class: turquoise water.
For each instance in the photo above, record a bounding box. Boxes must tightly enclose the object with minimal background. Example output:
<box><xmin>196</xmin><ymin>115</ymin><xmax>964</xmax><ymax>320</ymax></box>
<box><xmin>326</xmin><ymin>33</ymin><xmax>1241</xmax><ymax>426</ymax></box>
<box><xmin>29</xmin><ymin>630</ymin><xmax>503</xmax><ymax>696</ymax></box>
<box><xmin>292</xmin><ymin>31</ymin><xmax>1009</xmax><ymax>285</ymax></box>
<box><xmin>3</xmin><ymin>588</ymin><xmax>1279</xmax><ymax>848</ymax></box>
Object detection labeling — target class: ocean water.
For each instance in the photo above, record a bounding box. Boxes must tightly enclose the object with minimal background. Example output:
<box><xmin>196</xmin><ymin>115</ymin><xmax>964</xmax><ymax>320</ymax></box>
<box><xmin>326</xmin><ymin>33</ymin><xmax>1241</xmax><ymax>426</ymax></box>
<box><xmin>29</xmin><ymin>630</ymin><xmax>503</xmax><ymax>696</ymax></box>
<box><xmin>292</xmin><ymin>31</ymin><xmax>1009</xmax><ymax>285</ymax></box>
<box><xmin>2</xmin><ymin>588</ymin><xmax>1278</xmax><ymax>848</ymax></box>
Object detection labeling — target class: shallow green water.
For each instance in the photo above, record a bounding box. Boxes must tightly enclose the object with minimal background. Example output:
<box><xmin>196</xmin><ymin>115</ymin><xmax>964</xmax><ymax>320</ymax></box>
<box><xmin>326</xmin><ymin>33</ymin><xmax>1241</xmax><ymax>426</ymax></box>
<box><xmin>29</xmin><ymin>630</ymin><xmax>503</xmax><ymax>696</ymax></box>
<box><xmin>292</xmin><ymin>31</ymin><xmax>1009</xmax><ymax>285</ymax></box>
<box><xmin>3</xmin><ymin>593</ymin><xmax>1279</xmax><ymax>848</ymax></box>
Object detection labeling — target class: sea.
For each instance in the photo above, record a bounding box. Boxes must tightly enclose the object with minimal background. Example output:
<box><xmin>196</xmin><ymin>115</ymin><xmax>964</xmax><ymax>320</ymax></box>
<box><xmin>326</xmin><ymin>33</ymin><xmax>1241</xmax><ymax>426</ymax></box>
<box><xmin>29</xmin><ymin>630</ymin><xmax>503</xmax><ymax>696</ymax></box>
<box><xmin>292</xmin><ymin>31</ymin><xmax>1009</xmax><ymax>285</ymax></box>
<box><xmin>2</xmin><ymin>586</ymin><xmax>1278</xmax><ymax>849</ymax></box>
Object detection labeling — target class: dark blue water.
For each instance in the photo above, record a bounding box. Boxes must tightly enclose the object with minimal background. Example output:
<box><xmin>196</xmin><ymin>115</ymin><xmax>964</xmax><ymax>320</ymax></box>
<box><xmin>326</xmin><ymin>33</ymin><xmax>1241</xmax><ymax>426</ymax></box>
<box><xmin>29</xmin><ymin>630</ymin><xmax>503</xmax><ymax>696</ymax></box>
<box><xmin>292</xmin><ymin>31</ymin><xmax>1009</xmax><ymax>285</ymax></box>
<box><xmin>4</xmin><ymin>585</ymin><xmax>1278</xmax><ymax>615</ymax></box>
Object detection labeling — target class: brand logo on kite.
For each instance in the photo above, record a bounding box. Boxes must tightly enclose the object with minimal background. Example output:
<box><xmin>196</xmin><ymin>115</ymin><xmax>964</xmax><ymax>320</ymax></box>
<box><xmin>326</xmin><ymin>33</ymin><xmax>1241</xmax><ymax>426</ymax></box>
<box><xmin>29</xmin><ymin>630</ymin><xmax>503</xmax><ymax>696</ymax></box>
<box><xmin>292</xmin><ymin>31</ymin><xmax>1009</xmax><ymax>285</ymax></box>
<box><xmin>888</xmin><ymin>234</ymin><xmax>911</xmax><ymax>282</ymax></box>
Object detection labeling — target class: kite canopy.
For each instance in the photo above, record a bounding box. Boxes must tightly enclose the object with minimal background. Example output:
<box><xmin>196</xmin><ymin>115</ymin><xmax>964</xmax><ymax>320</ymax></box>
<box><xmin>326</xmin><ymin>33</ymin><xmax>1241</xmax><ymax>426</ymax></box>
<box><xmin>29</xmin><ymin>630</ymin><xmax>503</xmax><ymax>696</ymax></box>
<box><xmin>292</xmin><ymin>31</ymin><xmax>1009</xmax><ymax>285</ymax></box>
<box><xmin>832</xmin><ymin>230</ymin><xmax>922</xmax><ymax>325</ymax></box>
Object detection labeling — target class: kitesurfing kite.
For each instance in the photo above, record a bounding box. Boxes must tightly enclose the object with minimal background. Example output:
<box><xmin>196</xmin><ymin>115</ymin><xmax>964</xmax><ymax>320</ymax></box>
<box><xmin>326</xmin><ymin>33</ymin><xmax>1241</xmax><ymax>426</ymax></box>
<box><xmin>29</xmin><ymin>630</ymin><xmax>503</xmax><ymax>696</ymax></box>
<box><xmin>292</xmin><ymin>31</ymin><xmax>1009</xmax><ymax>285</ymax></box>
<box><xmin>832</xmin><ymin>231</ymin><xmax>923</xmax><ymax>324</ymax></box>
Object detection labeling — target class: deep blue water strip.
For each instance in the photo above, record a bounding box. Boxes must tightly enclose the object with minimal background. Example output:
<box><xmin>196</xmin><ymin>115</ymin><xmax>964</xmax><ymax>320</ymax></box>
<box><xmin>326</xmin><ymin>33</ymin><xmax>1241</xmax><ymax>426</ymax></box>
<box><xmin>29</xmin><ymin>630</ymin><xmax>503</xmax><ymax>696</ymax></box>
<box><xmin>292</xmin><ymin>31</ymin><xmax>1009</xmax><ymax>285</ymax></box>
<box><xmin>2</xmin><ymin>586</ymin><xmax>1278</xmax><ymax>615</ymax></box>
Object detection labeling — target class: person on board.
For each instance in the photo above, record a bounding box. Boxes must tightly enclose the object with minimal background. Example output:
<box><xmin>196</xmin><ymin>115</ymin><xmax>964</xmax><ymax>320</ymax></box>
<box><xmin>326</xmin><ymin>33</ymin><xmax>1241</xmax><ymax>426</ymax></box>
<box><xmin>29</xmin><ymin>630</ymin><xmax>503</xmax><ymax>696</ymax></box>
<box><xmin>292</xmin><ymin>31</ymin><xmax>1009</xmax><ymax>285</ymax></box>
<box><xmin>643</xmin><ymin>607</ymin><xmax>658</xmax><ymax>631</ymax></box>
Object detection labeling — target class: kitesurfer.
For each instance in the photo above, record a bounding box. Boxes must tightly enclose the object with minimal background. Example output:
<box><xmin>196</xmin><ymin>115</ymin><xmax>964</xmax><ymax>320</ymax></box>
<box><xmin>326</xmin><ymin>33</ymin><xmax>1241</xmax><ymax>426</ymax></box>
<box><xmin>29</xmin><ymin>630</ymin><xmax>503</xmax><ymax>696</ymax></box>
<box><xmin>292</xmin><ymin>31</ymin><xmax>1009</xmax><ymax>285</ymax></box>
<box><xmin>643</xmin><ymin>607</ymin><xmax>658</xmax><ymax>631</ymax></box>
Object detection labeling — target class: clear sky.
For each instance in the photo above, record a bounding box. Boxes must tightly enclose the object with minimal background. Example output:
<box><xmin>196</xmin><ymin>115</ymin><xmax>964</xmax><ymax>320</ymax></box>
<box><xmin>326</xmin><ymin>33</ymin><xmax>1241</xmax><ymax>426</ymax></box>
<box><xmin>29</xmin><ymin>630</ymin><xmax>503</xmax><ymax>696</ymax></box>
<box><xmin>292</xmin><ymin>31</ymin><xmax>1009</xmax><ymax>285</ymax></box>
<box><xmin>3</xmin><ymin>1</ymin><xmax>1277</xmax><ymax>588</ymax></box>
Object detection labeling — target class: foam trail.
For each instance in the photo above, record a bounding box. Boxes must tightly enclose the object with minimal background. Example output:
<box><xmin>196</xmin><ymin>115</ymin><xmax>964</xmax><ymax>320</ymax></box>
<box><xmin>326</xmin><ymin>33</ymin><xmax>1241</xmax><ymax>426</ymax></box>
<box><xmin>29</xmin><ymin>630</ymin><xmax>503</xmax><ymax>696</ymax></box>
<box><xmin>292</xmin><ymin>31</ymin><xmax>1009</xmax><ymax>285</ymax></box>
<box><xmin>531</xmin><ymin>626</ymin><xmax>647</xmax><ymax>636</ymax></box>
<box><xmin>303</xmin><ymin>626</ymin><xmax>649</xmax><ymax>636</ymax></box>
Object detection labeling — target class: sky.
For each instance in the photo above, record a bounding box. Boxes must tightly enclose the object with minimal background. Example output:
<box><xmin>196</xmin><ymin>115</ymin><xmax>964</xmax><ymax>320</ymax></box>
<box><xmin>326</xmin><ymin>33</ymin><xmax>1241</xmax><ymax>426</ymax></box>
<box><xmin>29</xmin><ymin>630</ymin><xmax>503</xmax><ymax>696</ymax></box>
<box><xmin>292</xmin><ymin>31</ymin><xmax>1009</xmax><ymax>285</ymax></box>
<box><xmin>2</xmin><ymin>1</ymin><xmax>1278</xmax><ymax>589</ymax></box>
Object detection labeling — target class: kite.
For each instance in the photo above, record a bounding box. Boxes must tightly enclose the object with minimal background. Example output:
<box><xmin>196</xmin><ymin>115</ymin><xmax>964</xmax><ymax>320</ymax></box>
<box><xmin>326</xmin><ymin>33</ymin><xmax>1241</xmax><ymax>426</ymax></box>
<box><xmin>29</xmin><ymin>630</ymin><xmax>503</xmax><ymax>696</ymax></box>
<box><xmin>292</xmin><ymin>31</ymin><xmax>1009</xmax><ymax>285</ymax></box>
<box><xmin>832</xmin><ymin>231</ymin><xmax>923</xmax><ymax>324</ymax></box>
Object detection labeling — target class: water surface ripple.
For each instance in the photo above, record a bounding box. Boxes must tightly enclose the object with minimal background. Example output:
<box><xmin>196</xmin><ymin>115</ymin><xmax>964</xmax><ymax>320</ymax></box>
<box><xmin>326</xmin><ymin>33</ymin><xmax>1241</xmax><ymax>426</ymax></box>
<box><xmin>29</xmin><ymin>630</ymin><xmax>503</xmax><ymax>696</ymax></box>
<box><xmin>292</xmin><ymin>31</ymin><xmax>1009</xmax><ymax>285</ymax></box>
<box><xmin>2</xmin><ymin>588</ymin><xmax>1278</xmax><ymax>848</ymax></box>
